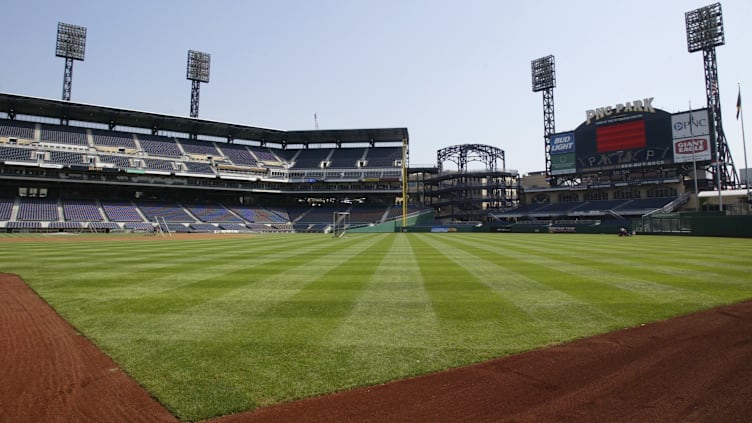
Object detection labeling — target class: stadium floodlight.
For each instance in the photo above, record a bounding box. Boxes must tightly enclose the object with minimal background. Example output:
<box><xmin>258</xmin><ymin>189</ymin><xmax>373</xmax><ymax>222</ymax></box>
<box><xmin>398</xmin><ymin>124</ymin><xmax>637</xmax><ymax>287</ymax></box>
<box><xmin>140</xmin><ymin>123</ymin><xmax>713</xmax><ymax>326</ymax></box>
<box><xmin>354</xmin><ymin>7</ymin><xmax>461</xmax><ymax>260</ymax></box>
<box><xmin>186</xmin><ymin>50</ymin><xmax>211</xmax><ymax>83</ymax></box>
<box><xmin>685</xmin><ymin>3</ymin><xmax>724</xmax><ymax>53</ymax></box>
<box><xmin>531</xmin><ymin>55</ymin><xmax>555</xmax><ymax>92</ymax></box>
<box><xmin>187</xmin><ymin>50</ymin><xmax>210</xmax><ymax>119</ymax></box>
<box><xmin>55</xmin><ymin>22</ymin><xmax>87</xmax><ymax>103</ymax></box>
<box><xmin>56</xmin><ymin>22</ymin><xmax>87</xmax><ymax>61</ymax></box>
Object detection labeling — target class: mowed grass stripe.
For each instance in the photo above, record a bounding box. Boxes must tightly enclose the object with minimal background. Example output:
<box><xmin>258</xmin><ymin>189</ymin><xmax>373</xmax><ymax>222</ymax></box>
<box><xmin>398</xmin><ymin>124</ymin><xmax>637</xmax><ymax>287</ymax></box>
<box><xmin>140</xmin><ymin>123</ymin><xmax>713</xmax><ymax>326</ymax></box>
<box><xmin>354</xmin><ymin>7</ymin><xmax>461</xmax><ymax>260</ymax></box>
<box><xmin>105</xmin><ymin>234</ymin><xmax>394</xmax><ymax>419</ymax></box>
<box><xmin>330</xmin><ymin>233</ymin><xmax>440</xmax><ymax>349</ymax></box>
<box><xmin>499</xmin><ymin>233</ymin><xmax>752</xmax><ymax>302</ymax></box>
<box><xmin>439</xmin><ymin>234</ymin><xmax>705</xmax><ymax>325</ymax></box>
<box><xmin>416</xmin><ymin>234</ymin><xmax>620</xmax><ymax>346</ymax></box>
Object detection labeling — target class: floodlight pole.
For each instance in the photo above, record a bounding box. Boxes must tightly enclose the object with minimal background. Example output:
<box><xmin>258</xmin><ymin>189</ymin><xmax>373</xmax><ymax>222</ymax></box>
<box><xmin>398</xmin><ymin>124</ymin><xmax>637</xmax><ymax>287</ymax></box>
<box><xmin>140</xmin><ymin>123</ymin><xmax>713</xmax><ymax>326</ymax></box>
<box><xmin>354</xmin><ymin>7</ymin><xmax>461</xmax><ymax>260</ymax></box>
<box><xmin>190</xmin><ymin>80</ymin><xmax>201</xmax><ymax>119</ymax></box>
<box><xmin>686</xmin><ymin>3</ymin><xmax>740</xmax><ymax>197</ymax></box>
<box><xmin>62</xmin><ymin>58</ymin><xmax>74</xmax><ymax>102</ymax></box>
<box><xmin>186</xmin><ymin>50</ymin><xmax>211</xmax><ymax>124</ymax></box>
<box><xmin>531</xmin><ymin>55</ymin><xmax>556</xmax><ymax>185</ymax></box>
<box><xmin>55</xmin><ymin>22</ymin><xmax>86</xmax><ymax>123</ymax></box>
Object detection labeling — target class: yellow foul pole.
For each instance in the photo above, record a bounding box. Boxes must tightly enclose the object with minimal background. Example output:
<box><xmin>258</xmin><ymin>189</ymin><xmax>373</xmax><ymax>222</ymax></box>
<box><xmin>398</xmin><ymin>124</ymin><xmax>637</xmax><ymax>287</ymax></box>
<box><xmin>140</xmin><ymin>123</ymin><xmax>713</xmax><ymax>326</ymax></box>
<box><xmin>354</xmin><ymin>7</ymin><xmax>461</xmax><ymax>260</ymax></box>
<box><xmin>402</xmin><ymin>136</ymin><xmax>408</xmax><ymax>229</ymax></box>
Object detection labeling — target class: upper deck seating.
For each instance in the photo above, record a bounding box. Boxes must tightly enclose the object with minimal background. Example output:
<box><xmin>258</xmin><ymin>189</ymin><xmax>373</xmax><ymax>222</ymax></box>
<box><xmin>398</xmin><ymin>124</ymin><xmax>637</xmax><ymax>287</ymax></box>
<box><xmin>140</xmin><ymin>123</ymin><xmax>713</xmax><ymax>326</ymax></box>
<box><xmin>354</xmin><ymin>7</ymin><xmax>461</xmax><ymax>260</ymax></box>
<box><xmin>138</xmin><ymin>135</ymin><xmax>182</xmax><ymax>157</ymax></box>
<box><xmin>218</xmin><ymin>144</ymin><xmax>260</xmax><ymax>167</ymax></box>
<box><xmin>91</xmin><ymin>130</ymin><xmax>137</xmax><ymax>150</ymax></box>
<box><xmin>98</xmin><ymin>154</ymin><xmax>132</xmax><ymax>169</ymax></box>
<box><xmin>47</xmin><ymin>151</ymin><xmax>86</xmax><ymax>165</ymax></box>
<box><xmin>0</xmin><ymin>145</ymin><xmax>35</xmax><ymax>162</ymax></box>
<box><xmin>182</xmin><ymin>161</ymin><xmax>215</xmax><ymax>175</ymax></box>
<box><xmin>363</xmin><ymin>147</ymin><xmax>402</xmax><ymax>167</ymax></box>
<box><xmin>289</xmin><ymin>149</ymin><xmax>331</xmax><ymax>169</ymax></box>
<box><xmin>180</xmin><ymin>139</ymin><xmax>220</xmax><ymax>157</ymax></box>
<box><xmin>143</xmin><ymin>158</ymin><xmax>176</xmax><ymax>171</ymax></box>
<box><xmin>40</xmin><ymin>124</ymin><xmax>87</xmax><ymax>146</ymax></box>
<box><xmin>0</xmin><ymin>120</ymin><xmax>35</xmax><ymax>140</ymax></box>
<box><xmin>329</xmin><ymin>148</ymin><xmax>366</xmax><ymax>168</ymax></box>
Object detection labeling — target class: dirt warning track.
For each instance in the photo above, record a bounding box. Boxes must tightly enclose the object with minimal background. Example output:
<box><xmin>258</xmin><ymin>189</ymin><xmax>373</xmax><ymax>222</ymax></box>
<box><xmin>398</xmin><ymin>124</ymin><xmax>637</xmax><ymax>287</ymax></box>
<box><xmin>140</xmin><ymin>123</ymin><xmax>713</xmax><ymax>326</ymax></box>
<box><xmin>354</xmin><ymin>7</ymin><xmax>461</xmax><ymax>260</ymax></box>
<box><xmin>2</xmin><ymin>273</ymin><xmax>751</xmax><ymax>422</ymax></box>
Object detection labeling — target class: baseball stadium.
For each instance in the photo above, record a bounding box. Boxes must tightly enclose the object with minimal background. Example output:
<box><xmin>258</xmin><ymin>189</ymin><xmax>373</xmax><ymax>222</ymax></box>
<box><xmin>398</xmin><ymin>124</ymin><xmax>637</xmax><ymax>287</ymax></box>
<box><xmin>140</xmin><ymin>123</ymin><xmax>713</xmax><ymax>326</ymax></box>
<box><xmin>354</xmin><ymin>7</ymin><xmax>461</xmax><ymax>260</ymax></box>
<box><xmin>1</xmin><ymin>2</ymin><xmax>752</xmax><ymax>422</ymax></box>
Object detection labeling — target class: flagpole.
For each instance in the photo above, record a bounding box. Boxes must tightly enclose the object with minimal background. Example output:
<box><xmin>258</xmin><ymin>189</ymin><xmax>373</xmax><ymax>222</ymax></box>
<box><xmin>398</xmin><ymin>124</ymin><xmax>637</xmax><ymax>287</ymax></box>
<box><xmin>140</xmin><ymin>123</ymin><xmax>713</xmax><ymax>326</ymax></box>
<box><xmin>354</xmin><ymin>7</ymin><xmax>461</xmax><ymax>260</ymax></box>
<box><xmin>690</xmin><ymin>101</ymin><xmax>699</xmax><ymax>211</ymax></box>
<box><xmin>739</xmin><ymin>83</ymin><xmax>749</xmax><ymax>205</ymax></box>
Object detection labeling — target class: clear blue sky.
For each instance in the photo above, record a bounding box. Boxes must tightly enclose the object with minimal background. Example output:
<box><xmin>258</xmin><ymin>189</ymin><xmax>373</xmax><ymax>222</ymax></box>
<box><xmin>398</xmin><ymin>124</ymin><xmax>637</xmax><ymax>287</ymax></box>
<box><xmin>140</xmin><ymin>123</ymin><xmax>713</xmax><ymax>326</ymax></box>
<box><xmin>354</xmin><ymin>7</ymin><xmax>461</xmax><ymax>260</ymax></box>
<box><xmin>1</xmin><ymin>0</ymin><xmax>750</xmax><ymax>174</ymax></box>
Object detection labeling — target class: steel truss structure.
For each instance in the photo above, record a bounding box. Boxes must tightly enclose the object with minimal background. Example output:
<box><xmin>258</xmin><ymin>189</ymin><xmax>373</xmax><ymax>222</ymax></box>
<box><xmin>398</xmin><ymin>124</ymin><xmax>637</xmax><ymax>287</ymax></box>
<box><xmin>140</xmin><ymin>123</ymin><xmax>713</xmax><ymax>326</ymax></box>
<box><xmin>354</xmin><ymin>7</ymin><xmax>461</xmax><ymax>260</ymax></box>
<box><xmin>531</xmin><ymin>55</ymin><xmax>556</xmax><ymax>184</ymax></box>
<box><xmin>686</xmin><ymin>2</ymin><xmax>740</xmax><ymax>189</ymax></box>
<box><xmin>424</xmin><ymin>144</ymin><xmax>519</xmax><ymax>222</ymax></box>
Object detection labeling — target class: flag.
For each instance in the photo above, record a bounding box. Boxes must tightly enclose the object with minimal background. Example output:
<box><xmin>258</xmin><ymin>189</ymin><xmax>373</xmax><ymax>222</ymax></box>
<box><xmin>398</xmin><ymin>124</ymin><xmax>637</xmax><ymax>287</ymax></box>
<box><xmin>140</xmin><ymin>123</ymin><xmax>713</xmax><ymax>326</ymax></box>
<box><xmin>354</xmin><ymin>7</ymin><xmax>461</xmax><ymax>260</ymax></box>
<box><xmin>737</xmin><ymin>88</ymin><xmax>742</xmax><ymax>120</ymax></box>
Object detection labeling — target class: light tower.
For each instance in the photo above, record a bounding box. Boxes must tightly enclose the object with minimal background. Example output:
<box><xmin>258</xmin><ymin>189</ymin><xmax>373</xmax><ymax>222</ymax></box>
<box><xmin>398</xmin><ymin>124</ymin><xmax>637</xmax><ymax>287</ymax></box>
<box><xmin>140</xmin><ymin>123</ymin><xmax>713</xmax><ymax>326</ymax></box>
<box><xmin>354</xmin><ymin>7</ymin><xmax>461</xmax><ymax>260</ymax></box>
<box><xmin>685</xmin><ymin>3</ymin><xmax>739</xmax><ymax>189</ymax></box>
<box><xmin>55</xmin><ymin>22</ymin><xmax>86</xmax><ymax>104</ymax></box>
<box><xmin>186</xmin><ymin>50</ymin><xmax>210</xmax><ymax>119</ymax></box>
<box><xmin>531</xmin><ymin>55</ymin><xmax>556</xmax><ymax>184</ymax></box>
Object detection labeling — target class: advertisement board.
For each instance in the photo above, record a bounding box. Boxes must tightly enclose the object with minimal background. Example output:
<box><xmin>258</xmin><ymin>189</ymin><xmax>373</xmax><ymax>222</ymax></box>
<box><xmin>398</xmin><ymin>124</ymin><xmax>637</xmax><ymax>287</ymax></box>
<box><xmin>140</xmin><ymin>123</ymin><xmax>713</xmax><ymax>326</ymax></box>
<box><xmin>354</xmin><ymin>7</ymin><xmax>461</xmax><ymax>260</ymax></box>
<box><xmin>671</xmin><ymin>109</ymin><xmax>712</xmax><ymax>164</ymax></box>
<box><xmin>549</xmin><ymin>132</ymin><xmax>576</xmax><ymax>175</ymax></box>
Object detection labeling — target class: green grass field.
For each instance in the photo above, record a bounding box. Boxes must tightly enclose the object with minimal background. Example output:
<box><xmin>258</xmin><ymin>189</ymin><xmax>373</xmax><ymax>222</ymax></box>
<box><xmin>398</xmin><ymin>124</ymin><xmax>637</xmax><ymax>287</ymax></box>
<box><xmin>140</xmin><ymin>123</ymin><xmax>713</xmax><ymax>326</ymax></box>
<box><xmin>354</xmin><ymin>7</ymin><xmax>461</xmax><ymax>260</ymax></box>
<box><xmin>1</xmin><ymin>232</ymin><xmax>750</xmax><ymax>421</ymax></box>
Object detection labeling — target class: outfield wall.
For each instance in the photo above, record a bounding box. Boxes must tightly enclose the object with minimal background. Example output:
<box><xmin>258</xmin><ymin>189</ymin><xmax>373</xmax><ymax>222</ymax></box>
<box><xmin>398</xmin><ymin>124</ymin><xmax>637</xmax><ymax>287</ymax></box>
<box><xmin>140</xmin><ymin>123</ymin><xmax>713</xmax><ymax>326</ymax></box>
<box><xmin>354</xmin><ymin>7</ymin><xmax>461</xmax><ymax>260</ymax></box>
<box><xmin>636</xmin><ymin>214</ymin><xmax>752</xmax><ymax>237</ymax></box>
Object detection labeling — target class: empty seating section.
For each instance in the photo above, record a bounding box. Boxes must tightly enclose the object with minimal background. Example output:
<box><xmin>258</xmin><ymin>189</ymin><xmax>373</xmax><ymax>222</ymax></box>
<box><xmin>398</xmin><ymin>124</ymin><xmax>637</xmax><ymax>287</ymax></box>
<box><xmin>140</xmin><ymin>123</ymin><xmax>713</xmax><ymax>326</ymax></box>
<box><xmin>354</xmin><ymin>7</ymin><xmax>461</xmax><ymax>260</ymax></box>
<box><xmin>229</xmin><ymin>206</ymin><xmax>256</xmax><ymax>222</ymax></box>
<box><xmin>91</xmin><ymin>130</ymin><xmax>137</xmax><ymax>149</ymax></box>
<box><xmin>386</xmin><ymin>204</ymin><xmax>420</xmax><ymax>219</ymax></box>
<box><xmin>48</xmin><ymin>221</ymin><xmax>82</xmax><ymax>229</ymax></box>
<box><xmin>531</xmin><ymin>202</ymin><xmax>582</xmax><ymax>216</ymax></box>
<box><xmin>219</xmin><ymin>223</ymin><xmax>252</xmax><ymax>232</ymax></box>
<box><xmin>40</xmin><ymin>124</ymin><xmax>87</xmax><ymax>146</ymax></box>
<box><xmin>17</xmin><ymin>197</ymin><xmax>58</xmax><ymax>221</ymax></box>
<box><xmin>364</xmin><ymin>147</ymin><xmax>402</xmax><ymax>167</ymax></box>
<box><xmin>218</xmin><ymin>144</ymin><xmax>259</xmax><ymax>167</ymax></box>
<box><xmin>329</xmin><ymin>148</ymin><xmax>366</xmax><ymax>168</ymax></box>
<box><xmin>0</xmin><ymin>146</ymin><xmax>34</xmax><ymax>162</ymax></box>
<box><xmin>290</xmin><ymin>149</ymin><xmax>331</xmax><ymax>168</ymax></box>
<box><xmin>7</xmin><ymin>221</ymin><xmax>41</xmax><ymax>229</ymax></box>
<box><xmin>63</xmin><ymin>200</ymin><xmax>103</xmax><ymax>221</ymax></box>
<box><xmin>0</xmin><ymin>198</ymin><xmax>13</xmax><ymax>220</ymax></box>
<box><xmin>189</xmin><ymin>223</ymin><xmax>217</xmax><ymax>232</ymax></box>
<box><xmin>159</xmin><ymin>222</ymin><xmax>191</xmax><ymax>233</ymax></box>
<box><xmin>249</xmin><ymin>148</ymin><xmax>280</xmax><ymax>163</ymax></box>
<box><xmin>0</xmin><ymin>120</ymin><xmax>35</xmax><ymax>140</ymax></box>
<box><xmin>187</xmin><ymin>204</ymin><xmax>243</xmax><ymax>223</ymax></box>
<box><xmin>348</xmin><ymin>206</ymin><xmax>388</xmax><ymax>224</ymax></box>
<box><xmin>137</xmin><ymin>201</ymin><xmax>194</xmax><ymax>222</ymax></box>
<box><xmin>143</xmin><ymin>158</ymin><xmax>176</xmax><ymax>171</ymax></box>
<box><xmin>124</xmin><ymin>222</ymin><xmax>154</xmax><ymax>231</ymax></box>
<box><xmin>138</xmin><ymin>136</ymin><xmax>182</xmax><ymax>157</ymax></box>
<box><xmin>617</xmin><ymin>197</ymin><xmax>675</xmax><ymax>213</ymax></box>
<box><xmin>89</xmin><ymin>222</ymin><xmax>120</xmax><ymax>230</ymax></box>
<box><xmin>180</xmin><ymin>139</ymin><xmax>220</xmax><ymax>157</ymax></box>
<box><xmin>101</xmin><ymin>201</ymin><xmax>143</xmax><ymax>222</ymax></box>
<box><xmin>182</xmin><ymin>161</ymin><xmax>215</xmax><ymax>175</ymax></box>
<box><xmin>98</xmin><ymin>154</ymin><xmax>132</xmax><ymax>169</ymax></box>
<box><xmin>257</xmin><ymin>208</ymin><xmax>290</xmax><ymax>223</ymax></box>
<box><xmin>47</xmin><ymin>151</ymin><xmax>85</xmax><ymax>165</ymax></box>
<box><xmin>229</xmin><ymin>206</ymin><xmax>288</xmax><ymax>223</ymax></box>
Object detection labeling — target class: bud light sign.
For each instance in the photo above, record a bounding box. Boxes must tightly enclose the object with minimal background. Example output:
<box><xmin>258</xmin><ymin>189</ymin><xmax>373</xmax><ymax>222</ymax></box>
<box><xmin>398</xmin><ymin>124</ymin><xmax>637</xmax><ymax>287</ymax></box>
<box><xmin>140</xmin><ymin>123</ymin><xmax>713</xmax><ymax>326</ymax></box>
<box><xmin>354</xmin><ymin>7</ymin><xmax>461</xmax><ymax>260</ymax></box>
<box><xmin>550</xmin><ymin>132</ymin><xmax>575</xmax><ymax>155</ymax></box>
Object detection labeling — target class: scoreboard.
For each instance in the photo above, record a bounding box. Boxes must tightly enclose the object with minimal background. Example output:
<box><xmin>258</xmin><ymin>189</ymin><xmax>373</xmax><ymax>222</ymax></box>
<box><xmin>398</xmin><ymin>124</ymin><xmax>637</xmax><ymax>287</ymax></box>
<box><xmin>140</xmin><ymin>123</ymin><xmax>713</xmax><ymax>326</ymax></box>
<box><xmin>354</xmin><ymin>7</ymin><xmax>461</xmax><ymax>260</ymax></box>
<box><xmin>549</xmin><ymin>106</ymin><xmax>711</xmax><ymax>176</ymax></box>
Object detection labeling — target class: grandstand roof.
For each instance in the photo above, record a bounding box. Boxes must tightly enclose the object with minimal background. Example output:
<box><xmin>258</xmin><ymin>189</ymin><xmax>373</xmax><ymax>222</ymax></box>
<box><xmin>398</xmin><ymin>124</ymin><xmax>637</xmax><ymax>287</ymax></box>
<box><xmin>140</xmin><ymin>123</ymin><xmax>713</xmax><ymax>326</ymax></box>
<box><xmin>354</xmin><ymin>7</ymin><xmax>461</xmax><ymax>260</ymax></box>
<box><xmin>0</xmin><ymin>92</ymin><xmax>408</xmax><ymax>147</ymax></box>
